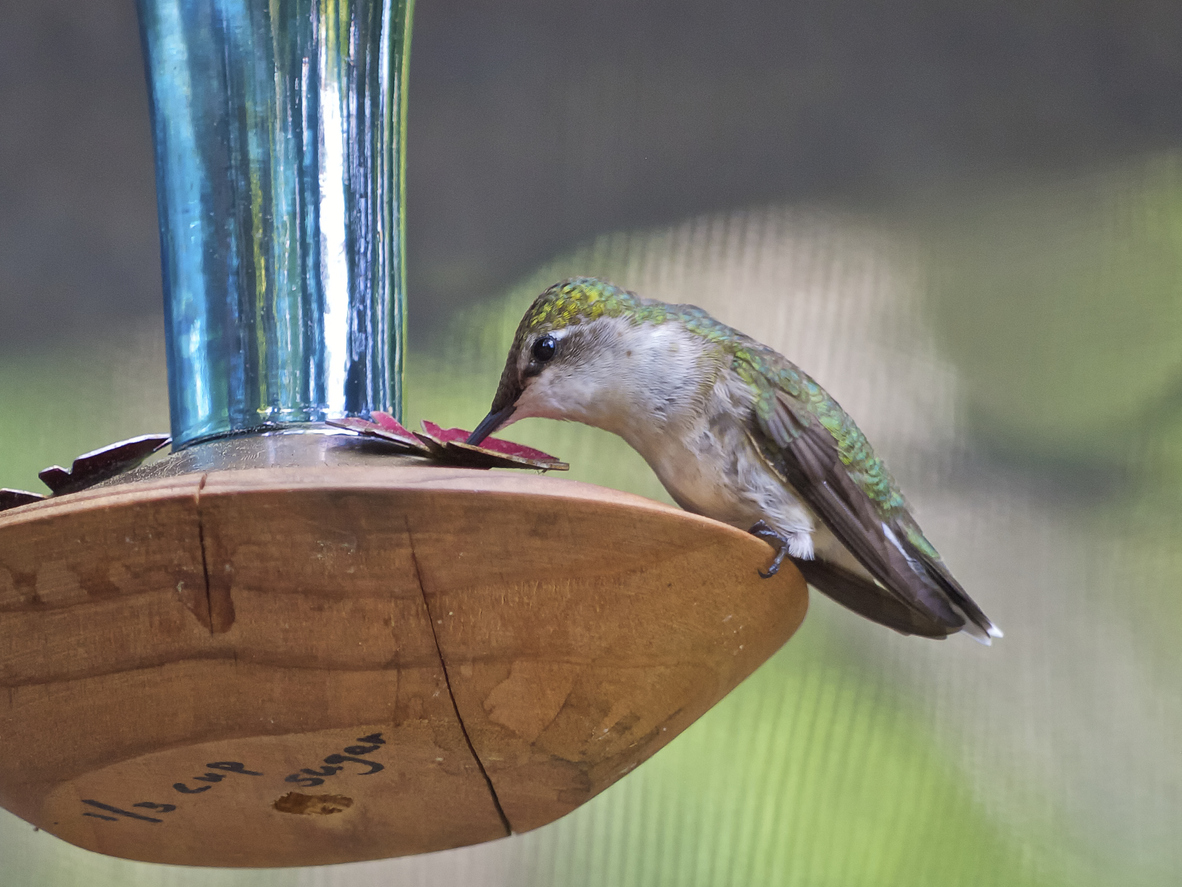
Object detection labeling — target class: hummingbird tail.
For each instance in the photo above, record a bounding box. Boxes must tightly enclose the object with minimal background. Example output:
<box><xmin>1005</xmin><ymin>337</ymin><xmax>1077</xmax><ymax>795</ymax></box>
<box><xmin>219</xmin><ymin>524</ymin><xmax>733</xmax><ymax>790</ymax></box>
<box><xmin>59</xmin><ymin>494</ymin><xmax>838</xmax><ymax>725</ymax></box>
<box><xmin>790</xmin><ymin>556</ymin><xmax>1000</xmax><ymax>642</ymax></box>
<box><xmin>912</xmin><ymin>555</ymin><xmax>1003</xmax><ymax>645</ymax></box>
<box><xmin>791</xmin><ymin>558</ymin><xmax>956</xmax><ymax>638</ymax></box>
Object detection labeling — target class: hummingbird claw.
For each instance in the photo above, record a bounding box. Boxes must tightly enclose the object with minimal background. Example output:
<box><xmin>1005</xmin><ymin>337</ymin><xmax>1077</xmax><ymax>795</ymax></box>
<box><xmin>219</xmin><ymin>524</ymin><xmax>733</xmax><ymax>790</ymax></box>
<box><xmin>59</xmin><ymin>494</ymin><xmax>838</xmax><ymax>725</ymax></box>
<box><xmin>749</xmin><ymin>520</ymin><xmax>789</xmax><ymax>579</ymax></box>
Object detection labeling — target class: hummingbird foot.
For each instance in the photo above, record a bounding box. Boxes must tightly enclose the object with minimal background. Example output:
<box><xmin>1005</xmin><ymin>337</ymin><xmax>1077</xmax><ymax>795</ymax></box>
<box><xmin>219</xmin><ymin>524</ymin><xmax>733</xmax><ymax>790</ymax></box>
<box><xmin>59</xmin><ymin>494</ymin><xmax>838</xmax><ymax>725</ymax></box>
<box><xmin>749</xmin><ymin>520</ymin><xmax>790</xmax><ymax>578</ymax></box>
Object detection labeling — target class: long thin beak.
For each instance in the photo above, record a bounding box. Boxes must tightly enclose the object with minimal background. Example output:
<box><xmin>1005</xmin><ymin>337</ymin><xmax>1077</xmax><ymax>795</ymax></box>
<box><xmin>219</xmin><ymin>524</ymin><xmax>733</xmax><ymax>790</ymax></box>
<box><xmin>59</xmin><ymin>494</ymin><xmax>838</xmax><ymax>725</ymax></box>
<box><xmin>467</xmin><ymin>403</ymin><xmax>517</xmax><ymax>445</ymax></box>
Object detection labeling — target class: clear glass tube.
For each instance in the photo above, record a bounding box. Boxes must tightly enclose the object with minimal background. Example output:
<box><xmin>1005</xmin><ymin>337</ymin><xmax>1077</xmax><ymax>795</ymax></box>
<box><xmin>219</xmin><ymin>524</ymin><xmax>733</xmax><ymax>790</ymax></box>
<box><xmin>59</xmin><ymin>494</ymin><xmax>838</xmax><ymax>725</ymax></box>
<box><xmin>138</xmin><ymin>0</ymin><xmax>413</xmax><ymax>449</ymax></box>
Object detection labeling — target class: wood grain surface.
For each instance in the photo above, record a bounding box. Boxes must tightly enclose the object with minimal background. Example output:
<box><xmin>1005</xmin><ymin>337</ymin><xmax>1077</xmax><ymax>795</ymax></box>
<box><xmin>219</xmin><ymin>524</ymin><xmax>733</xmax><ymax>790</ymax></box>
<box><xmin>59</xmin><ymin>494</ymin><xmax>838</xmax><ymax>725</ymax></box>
<box><xmin>0</xmin><ymin>465</ymin><xmax>807</xmax><ymax>867</ymax></box>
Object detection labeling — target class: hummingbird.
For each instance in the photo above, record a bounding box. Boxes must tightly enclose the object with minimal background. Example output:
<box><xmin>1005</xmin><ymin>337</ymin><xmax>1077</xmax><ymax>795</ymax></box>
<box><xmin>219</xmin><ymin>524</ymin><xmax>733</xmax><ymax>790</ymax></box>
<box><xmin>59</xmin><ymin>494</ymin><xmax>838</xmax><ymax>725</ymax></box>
<box><xmin>468</xmin><ymin>277</ymin><xmax>1000</xmax><ymax>643</ymax></box>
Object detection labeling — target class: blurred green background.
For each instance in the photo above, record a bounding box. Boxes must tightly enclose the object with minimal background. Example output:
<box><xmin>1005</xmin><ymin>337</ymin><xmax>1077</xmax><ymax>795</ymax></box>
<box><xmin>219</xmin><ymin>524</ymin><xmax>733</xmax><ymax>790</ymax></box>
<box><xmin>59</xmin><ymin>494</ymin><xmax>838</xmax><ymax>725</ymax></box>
<box><xmin>3</xmin><ymin>1</ymin><xmax>1182</xmax><ymax>884</ymax></box>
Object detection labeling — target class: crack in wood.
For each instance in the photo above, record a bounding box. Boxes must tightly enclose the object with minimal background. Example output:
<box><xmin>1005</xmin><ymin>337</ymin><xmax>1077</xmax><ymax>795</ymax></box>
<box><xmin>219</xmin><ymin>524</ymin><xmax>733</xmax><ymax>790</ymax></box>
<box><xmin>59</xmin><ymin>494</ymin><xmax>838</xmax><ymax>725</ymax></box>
<box><xmin>404</xmin><ymin>515</ymin><xmax>512</xmax><ymax>836</ymax></box>
<box><xmin>194</xmin><ymin>473</ymin><xmax>234</xmax><ymax>634</ymax></box>
<box><xmin>196</xmin><ymin>474</ymin><xmax>214</xmax><ymax>635</ymax></box>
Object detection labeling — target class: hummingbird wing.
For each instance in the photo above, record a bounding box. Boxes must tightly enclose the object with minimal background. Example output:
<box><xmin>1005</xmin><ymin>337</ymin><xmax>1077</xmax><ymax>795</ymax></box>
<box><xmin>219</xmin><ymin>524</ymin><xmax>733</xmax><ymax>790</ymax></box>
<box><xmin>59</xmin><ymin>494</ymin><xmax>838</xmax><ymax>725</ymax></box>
<box><xmin>740</xmin><ymin>355</ymin><xmax>997</xmax><ymax>641</ymax></box>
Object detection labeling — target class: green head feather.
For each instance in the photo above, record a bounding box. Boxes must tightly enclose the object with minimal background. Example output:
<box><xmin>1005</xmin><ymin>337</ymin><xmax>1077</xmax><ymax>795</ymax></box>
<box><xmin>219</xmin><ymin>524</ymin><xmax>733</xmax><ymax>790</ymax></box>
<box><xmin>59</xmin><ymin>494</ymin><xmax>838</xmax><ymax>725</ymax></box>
<box><xmin>515</xmin><ymin>277</ymin><xmax>746</xmax><ymax>348</ymax></box>
<box><xmin>517</xmin><ymin>278</ymin><xmax>654</xmax><ymax>337</ymax></box>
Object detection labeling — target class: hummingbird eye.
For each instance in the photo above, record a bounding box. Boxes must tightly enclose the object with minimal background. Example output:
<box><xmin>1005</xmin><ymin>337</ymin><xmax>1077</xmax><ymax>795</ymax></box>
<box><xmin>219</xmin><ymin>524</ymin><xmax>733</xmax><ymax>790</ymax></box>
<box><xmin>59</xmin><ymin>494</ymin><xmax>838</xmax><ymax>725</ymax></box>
<box><xmin>531</xmin><ymin>334</ymin><xmax>557</xmax><ymax>363</ymax></box>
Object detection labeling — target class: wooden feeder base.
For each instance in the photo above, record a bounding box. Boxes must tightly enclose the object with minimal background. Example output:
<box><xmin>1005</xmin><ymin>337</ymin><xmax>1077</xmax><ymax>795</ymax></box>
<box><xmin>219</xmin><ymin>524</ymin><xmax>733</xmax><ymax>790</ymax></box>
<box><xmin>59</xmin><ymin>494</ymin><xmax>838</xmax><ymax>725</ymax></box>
<box><xmin>0</xmin><ymin>464</ymin><xmax>807</xmax><ymax>867</ymax></box>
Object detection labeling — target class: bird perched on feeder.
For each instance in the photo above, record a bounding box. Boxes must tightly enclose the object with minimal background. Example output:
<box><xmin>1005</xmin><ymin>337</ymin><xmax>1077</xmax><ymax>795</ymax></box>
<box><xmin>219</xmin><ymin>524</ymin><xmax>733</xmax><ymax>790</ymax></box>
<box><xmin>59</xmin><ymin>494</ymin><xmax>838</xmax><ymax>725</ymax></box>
<box><xmin>468</xmin><ymin>278</ymin><xmax>1000</xmax><ymax>643</ymax></box>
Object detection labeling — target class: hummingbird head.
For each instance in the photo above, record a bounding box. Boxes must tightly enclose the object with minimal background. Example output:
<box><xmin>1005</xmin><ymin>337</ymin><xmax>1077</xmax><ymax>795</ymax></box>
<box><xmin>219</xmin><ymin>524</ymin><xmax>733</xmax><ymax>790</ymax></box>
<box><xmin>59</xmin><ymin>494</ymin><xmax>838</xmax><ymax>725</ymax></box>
<box><xmin>467</xmin><ymin>277</ymin><xmax>655</xmax><ymax>445</ymax></box>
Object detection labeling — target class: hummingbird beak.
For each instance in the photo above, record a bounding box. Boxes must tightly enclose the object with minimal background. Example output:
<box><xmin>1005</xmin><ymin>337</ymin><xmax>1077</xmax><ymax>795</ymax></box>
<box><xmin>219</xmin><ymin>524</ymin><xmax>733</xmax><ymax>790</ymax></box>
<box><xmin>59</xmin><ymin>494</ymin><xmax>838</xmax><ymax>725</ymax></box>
<box><xmin>467</xmin><ymin>401</ymin><xmax>517</xmax><ymax>445</ymax></box>
<box><xmin>469</xmin><ymin>350</ymin><xmax>527</xmax><ymax>445</ymax></box>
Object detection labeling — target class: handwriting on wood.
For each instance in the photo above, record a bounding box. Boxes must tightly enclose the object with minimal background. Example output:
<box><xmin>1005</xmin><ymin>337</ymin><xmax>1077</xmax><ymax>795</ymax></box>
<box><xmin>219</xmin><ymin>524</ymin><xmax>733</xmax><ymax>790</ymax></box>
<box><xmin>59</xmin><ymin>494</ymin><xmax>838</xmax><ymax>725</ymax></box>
<box><xmin>85</xmin><ymin>761</ymin><xmax>260</xmax><ymax>820</ymax></box>
<box><xmin>80</xmin><ymin>736</ymin><xmax>385</xmax><ymax>829</ymax></box>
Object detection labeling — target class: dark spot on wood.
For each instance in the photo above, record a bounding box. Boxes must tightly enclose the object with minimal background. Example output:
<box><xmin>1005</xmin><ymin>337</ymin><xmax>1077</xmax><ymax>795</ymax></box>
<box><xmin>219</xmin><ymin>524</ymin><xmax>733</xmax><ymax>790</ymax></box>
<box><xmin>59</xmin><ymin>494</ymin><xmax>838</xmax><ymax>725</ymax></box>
<box><xmin>11</xmin><ymin>570</ymin><xmax>37</xmax><ymax>605</ymax></box>
<box><xmin>208</xmin><ymin>579</ymin><xmax>236</xmax><ymax>633</ymax></box>
<box><xmin>79</xmin><ymin>564</ymin><xmax>122</xmax><ymax>599</ymax></box>
<box><xmin>273</xmin><ymin>792</ymin><xmax>354</xmax><ymax>816</ymax></box>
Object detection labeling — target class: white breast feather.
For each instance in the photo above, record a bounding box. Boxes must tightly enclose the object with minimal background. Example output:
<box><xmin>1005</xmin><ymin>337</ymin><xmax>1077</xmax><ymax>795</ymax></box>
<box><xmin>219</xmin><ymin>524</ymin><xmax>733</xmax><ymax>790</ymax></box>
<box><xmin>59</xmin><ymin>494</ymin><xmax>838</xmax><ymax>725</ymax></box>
<box><xmin>603</xmin><ymin>322</ymin><xmax>820</xmax><ymax>559</ymax></box>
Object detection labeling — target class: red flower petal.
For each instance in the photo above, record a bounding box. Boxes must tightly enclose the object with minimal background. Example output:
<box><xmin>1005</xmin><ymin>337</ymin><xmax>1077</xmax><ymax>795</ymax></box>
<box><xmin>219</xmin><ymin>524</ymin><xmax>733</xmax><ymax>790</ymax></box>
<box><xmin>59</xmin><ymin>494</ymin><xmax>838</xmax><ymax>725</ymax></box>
<box><xmin>370</xmin><ymin>411</ymin><xmax>416</xmax><ymax>438</ymax></box>
<box><xmin>420</xmin><ymin>421</ymin><xmax>562</xmax><ymax>462</ymax></box>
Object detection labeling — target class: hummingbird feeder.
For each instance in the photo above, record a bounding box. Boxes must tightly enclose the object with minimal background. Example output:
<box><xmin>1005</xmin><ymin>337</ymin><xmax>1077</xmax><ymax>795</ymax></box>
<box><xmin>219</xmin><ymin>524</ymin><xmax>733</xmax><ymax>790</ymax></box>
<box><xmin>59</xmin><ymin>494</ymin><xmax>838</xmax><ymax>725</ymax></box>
<box><xmin>0</xmin><ymin>0</ymin><xmax>807</xmax><ymax>867</ymax></box>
